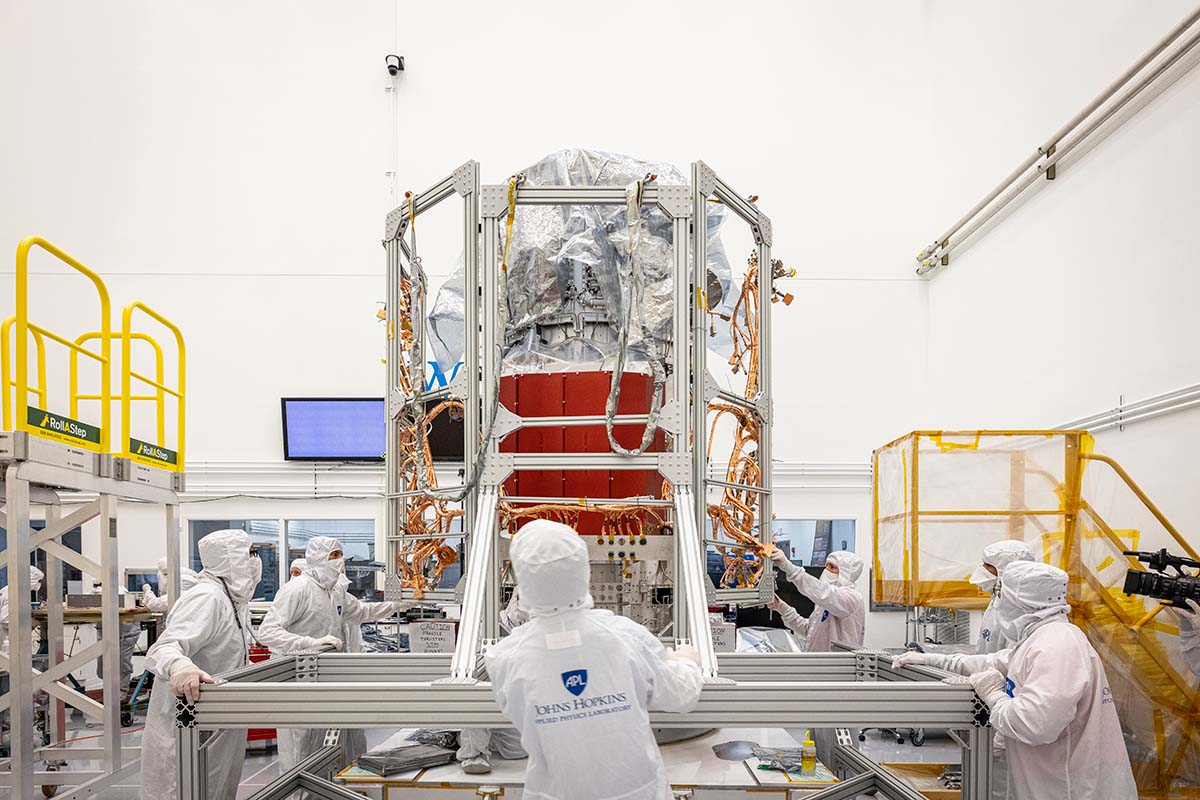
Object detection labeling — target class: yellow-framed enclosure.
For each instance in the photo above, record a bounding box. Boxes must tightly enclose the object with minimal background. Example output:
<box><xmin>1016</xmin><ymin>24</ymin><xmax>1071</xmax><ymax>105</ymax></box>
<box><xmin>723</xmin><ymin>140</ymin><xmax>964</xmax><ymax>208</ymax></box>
<box><xmin>873</xmin><ymin>429</ymin><xmax>1200</xmax><ymax>797</ymax></box>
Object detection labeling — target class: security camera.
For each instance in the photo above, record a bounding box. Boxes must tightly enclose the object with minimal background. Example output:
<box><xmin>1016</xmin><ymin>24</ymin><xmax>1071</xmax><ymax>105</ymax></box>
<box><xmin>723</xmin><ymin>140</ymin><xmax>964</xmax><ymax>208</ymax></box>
<box><xmin>386</xmin><ymin>55</ymin><xmax>405</xmax><ymax>76</ymax></box>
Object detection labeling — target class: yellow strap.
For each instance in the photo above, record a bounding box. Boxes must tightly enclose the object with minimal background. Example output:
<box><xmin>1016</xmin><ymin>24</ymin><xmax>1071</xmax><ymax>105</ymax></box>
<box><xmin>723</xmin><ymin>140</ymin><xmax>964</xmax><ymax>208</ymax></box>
<box><xmin>501</xmin><ymin>178</ymin><xmax>517</xmax><ymax>274</ymax></box>
<box><xmin>407</xmin><ymin>192</ymin><xmax>415</xmax><ymax>229</ymax></box>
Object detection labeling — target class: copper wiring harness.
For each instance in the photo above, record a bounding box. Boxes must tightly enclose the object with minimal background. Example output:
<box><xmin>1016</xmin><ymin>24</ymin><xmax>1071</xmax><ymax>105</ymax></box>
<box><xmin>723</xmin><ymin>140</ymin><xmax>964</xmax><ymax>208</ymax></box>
<box><xmin>395</xmin><ymin>399</ymin><xmax>464</xmax><ymax>598</ymax></box>
<box><xmin>705</xmin><ymin>251</ymin><xmax>792</xmax><ymax>588</ymax></box>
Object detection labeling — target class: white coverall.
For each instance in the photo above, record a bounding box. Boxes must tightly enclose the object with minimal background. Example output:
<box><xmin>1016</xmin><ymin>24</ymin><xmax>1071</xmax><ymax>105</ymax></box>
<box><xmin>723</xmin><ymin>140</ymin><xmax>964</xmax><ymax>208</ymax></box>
<box><xmin>485</xmin><ymin>520</ymin><xmax>704</xmax><ymax>800</ymax></box>
<box><xmin>141</xmin><ymin>558</ymin><xmax>200</xmax><ymax>614</ymax></box>
<box><xmin>457</xmin><ymin>590</ymin><xmax>529</xmax><ymax>768</ymax></box>
<box><xmin>971</xmin><ymin>540</ymin><xmax>1035</xmax><ymax>654</ymax></box>
<box><xmin>968</xmin><ymin>561</ymin><xmax>1136</xmax><ymax>800</ymax></box>
<box><xmin>140</xmin><ymin>530</ymin><xmax>259</xmax><ymax>800</ymax></box>
<box><xmin>1177</xmin><ymin>599</ymin><xmax>1200</xmax><ymax>672</ymax></box>
<box><xmin>257</xmin><ymin>536</ymin><xmax>403</xmax><ymax>769</ymax></box>
<box><xmin>769</xmin><ymin>550</ymin><xmax>865</xmax><ymax>652</ymax></box>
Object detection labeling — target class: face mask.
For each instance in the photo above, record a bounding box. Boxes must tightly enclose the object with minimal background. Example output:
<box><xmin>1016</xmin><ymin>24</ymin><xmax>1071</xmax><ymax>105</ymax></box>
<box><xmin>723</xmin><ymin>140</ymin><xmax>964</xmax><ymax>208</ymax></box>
<box><xmin>309</xmin><ymin>557</ymin><xmax>342</xmax><ymax>589</ymax></box>
<box><xmin>969</xmin><ymin>565</ymin><xmax>997</xmax><ymax>594</ymax></box>
<box><xmin>224</xmin><ymin>555</ymin><xmax>261</xmax><ymax>604</ymax></box>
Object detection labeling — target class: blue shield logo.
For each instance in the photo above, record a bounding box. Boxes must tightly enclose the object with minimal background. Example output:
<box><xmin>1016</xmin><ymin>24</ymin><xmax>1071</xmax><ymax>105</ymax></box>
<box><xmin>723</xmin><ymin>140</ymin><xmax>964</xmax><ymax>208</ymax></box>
<box><xmin>561</xmin><ymin>669</ymin><xmax>588</xmax><ymax>697</ymax></box>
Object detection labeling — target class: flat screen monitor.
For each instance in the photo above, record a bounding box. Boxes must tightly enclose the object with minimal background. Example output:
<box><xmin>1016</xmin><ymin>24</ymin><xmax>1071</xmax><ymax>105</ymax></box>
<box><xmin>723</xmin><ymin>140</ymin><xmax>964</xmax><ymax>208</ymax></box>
<box><xmin>281</xmin><ymin>398</ymin><xmax>385</xmax><ymax>461</ymax></box>
<box><xmin>281</xmin><ymin>397</ymin><xmax>463</xmax><ymax>462</ymax></box>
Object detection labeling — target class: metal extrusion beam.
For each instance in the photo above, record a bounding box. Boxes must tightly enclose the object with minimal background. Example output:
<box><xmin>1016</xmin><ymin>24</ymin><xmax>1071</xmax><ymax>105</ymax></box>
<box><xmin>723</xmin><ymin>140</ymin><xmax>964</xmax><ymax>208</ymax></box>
<box><xmin>833</xmin><ymin>742</ymin><xmax>932</xmax><ymax>800</ymax></box>
<box><xmin>673</xmin><ymin>487</ymin><xmax>719</xmax><ymax>677</ymax></box>
<box><xmin>479</xmin><ymin>185</ymin><xmax>669</xmax><ymax>207</ymax></box>
<box><xmin>245</xmin><ymin>743</ymin><xmax>346</xmax><ymax>800</ymax></box>
<box><xmin>186</xmin><ymin>679</ymin><xmax>980</xmax><ymax>730</ymax></box>
<box><xmin>448</xmin><ymin>489</ymin><xmax>499</xmax><ymax>679</ymax></box>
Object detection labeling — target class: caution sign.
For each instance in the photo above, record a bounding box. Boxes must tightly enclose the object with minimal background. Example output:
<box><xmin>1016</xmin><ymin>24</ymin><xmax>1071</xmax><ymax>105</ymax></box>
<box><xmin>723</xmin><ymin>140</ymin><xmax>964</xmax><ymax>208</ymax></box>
<box><xmin>129</xmin><ymin>437</ymin><xmax>179</xmax><ymax>470</ymax></box>
<box><xmin>26</xmin><ymin>406</ymin><xmax>103</xmax><ymax>452</ymax></box>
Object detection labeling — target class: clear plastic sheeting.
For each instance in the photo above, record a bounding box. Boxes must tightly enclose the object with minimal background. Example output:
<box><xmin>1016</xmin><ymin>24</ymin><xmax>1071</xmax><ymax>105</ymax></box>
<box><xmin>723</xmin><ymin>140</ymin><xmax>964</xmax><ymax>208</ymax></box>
<box><xmin>872</xmin><ymin>429</ymin><xmax>1200</xmax><ymax>797</ymax></box>
<box><xmin>426</xmin><ymin>148</ymin><xmax>734</xmax><ymax>374</ymax></box>
<box><xmin>736</xmin><ymin>626</ymin><xmax>802</xmax><ymax>653</ymax></box>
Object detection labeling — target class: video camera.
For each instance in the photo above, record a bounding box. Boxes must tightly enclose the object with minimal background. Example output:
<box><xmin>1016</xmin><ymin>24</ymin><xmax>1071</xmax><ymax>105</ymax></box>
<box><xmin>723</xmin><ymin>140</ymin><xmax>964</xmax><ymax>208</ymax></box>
<box><xmin>1123</xmin><ymin>549</ymin><xmax>1200</xmax><ymax>608</ymax></box>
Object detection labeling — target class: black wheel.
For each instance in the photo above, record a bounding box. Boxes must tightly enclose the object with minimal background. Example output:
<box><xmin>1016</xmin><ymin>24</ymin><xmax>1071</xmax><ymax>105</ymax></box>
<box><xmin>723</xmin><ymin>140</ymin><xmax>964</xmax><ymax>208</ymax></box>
<box><xmin>42</xmin><ymin>783</ymin><xmax>58</xmax><ymax>797</ymax></box>
<box><xmin>912</xmin><ymin>729</ymin><xmax>926</xmax><ymax>747</ymax></box>
<box><xmin>857</xmin><ymin>732</ymin><xmax>866</xmax><ymax>742</ymax></box>
<box><xmin>121</xmin><ymin>711</ymin><xmax>133</xmax><ymax>727</ymax></box>
<box><xmin>895</xmin><ymin>734</ymin><xmax>904</xmax><ymax>744</ymax></box>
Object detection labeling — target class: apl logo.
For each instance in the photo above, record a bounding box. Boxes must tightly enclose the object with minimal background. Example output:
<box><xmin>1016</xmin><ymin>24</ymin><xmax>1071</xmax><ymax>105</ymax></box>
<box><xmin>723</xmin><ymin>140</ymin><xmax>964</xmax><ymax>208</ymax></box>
<box><xmin>561</xmin><ymin>669</ymin><xmax>588</xmax><ymax>697</ymax></box>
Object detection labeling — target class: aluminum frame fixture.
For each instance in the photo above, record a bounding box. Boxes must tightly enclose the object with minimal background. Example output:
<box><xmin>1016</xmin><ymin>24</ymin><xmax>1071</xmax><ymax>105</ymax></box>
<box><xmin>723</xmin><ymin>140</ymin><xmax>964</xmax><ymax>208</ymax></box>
<box><xmin>175</xmin><ymin>649</ymin><xmax>992</xmax><ymax>800</ymax></box>
<box><xmin>915</xmin><ymin>3</ymin><xmax>1200</xmax><ymax>274</ymax></box>
<box><xmin>0</xmin><ymin>431</ymin><xmax>183</xmax><ymax>799</ymax></box>
<box><xmin>381</xmin><ymin>160</ymin><xmax>777</xmax><ymax>680</ymax></box>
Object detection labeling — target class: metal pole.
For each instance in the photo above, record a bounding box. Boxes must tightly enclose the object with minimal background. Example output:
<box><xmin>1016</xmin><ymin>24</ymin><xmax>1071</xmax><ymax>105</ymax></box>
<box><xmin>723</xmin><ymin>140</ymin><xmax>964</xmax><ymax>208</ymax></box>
<box><xmin>919</xmin><ymin>4</ymin><xmax>1200</xmax><ymax>264</ymax></box>
<box><xmin>99</xmin><ymin>494</ymin><xmax>121</xmax><ymax>771</ymax></box>
<box><xmin>166</xmin><ymin>503</ymin><xmax>180</xmax><ymax>604</ymax></box>
<box><xmin>45</xmin><ymin>500</ymin><xmax>65</xmax><ymax>746</ymax></box>
<box><xmin>756</xmin><ymin>236</ymin><xmax>773</xmax><ymax>603</ymax></box>
<box><xmin>935</xmin><ymin>22</ymin><xmax>1200</xmax><ymax>265</ymax></box>
<box><xmin>5</xmin><ymin>466</ymin><xmax>34</xmax><ymax>796</ymax></box>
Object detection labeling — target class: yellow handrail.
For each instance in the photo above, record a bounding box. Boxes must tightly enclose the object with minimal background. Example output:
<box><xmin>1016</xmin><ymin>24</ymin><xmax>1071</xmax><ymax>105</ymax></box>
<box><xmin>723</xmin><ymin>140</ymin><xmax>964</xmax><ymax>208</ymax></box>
<box><xmin>70</xmin><ymin>331</ymin><xmax>165</xmax><ymax>446</ymax></box>
<box><xmin>1</xmin><ymin>316</ymin><xmax>47</xmax><ymax>430</ymax></box>
<box><xmin>15</xmin><ymin>237</ymin><xmax>111</xmax><ymax>450</ymax></box>
<box><xmin>122</xmin><ymin>301</ymin><xmax>185</xmax><ymax>471</ymax></box>
<box><xmin>1080</xmin><ymin>452</ymin><xmax>1198</xmax><ymax>561</ymax></box>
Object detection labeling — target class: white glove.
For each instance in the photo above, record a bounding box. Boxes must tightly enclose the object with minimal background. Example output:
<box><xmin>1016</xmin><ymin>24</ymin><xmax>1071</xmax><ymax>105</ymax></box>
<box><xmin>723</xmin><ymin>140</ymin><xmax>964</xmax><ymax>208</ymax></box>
<box><xmin>969</xmin><ymin>668</ymin><xmax>1009</xmax><ymax>708</ymax></box>
<box><xmin>169</xmin><ymin>662</ymin><xmax>213</xmax><ymax>704</ymax></box>
<box><xmin>669</xmin><ymin>644</ymin><xmax>702</xmax><ymax>667</ymax></box>
<box><xmin>769</xmin><ymin>548</ymin><xmax>801</xmax><ymax>579</ymax></box>
<box><xmin>1185</xmin><ymin>599</ymin><xmax>1200</xmax><ymax>615</ymax></box>
<box><xmin>891</xmin><ymin>651</ymin><xmax>944</xmax><ymax>670</ymax></box>
<box><xmin>766</xmin><ymin>594</ymin><xmax>789</xmax><ymax>613</ymax></box>
<box><xmin>299</xmin><ymin>635</ymin><xmax>343</xmax><ymax>652</ymax></box>
<box><xmin>141</xmin><ymin>584</ymin><xmax>157</xmax><ymax>605</ymax></box>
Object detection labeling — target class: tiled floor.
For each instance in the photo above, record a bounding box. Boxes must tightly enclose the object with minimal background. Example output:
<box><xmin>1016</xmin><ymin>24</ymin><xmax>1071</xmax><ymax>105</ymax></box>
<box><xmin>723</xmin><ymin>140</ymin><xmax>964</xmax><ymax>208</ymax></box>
<box><xmin>7</xmin><ymin>725</ymin><xmax>961</xmax><ymax>799</ymax></box>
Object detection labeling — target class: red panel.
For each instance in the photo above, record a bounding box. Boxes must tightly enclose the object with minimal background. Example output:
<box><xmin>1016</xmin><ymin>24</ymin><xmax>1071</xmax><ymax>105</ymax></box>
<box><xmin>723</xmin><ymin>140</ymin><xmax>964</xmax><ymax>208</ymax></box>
<box><xmin>499</xmin><ymin>376</ymin><xmax>519</xmax><ymax>497</ymax></box>
<box><xmin>564</xmin><ymin>372</ymin><xmax>610</xmax><ymax>534</ymax></box>
<box><xmin>500</xmin><ymin>370</ymin><xmax>666</xmax><ymax>536</ymax></box>
<box><xmin>514</xmin><ymin>374</ymin><xmax>565</xmax><ymax>498</ymax></box>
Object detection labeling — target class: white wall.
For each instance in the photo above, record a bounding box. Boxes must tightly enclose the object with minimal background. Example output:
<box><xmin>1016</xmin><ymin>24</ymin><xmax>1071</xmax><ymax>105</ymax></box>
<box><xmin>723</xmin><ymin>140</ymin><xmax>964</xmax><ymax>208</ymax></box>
<box><xmin>924</xmin><ymin>6</ymin><xmax>1200</xmax><ymax>548</ymax></box>
<box><xmin>3</xmin><ymin>1</ymin><xmax>1198</xmax><ymax>651</ymax></box>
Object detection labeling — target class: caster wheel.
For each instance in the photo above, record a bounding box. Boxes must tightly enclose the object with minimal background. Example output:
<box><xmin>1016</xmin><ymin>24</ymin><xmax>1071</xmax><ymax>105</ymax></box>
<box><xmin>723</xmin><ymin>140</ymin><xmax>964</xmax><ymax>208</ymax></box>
<box><xmin>912</xmin><ymin>731</ymin><xmax>926</xmax><ymax>747</ymax></box>
<box><xmin>42</xmin><ymin>784</ymin><xmax>58</xmax><ymax>797</ymax></box>
<box><xmin>121</xmin><ymin>711</ymin><xmax>133</xmax><ymax>727</ymax></box>
<box><xmin>857</xmin><ymin>733</ymin><xmax>866</xmax><ymax>742</ymax></box>
<box><xmin>895</xmin><ymin>735</ymin><xmax>904</xmax><ymax>745</ymax></box>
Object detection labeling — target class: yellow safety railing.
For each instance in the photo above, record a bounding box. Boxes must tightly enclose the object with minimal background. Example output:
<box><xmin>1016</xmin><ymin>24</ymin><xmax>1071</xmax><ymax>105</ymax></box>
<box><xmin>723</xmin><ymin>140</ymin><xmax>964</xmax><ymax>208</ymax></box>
<box><xmin>13</xmin><ymin>237</ymin><xmax>111</xmax><ymax>452</ymax></box>
<box><xmin>1</xmin><ymin>317</ymin><xmax>48</xmax><ymax>430</ymax></box>
<box><xmin>121</xmin><ymin>302</ymin><xmax>185</xmax><ymax>471</ymax></box>
<box><xmin>70</xmin><ymin>331</ymin><xmax>167</xmax><ymax>446</ymax></box>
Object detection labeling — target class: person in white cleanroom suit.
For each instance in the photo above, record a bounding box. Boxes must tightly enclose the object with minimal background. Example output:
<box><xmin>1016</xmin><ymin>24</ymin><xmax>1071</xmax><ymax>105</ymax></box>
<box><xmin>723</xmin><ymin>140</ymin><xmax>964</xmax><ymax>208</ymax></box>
<box><xmin>767</xmin><ymin>549</ymin><xmax>865</xmax><ymax>651</ymax></box>
<box><xmin>965</xmin><ymin>561</ymin><xmax>1136</xmax><ymax>800</ymax></box>
<box><xmin>891</xmin><ymin>540</ymin><xmax>1034</xmax><ymax>800</ymax></box>
<box><xmin>140</xmin><ymin>530</ymin><xmax>259</xmax><ymax>800</ymax></box>
<box><xmin>485</xmin><ymin>520</ymin><xmax>705</xmax><ymax>800</ymax></box>
<box><xmin>457</xmin><ymin>589</ymin><xmax>528</xmax><ymax>773</ymax></box>
<box><xmin>289</xmin><ymin>558</ymin><xmax>306</xmax><ymax>579</ymax></box>
<box><xmin>257</xmin><ymin>536</ymin><xmax>407</xmax><ymax>769</ymax></box>
<box><xmin>1175</xmin><ymin>599</ymin><xmax>1200</xmax><ymax>674</ymax></box>
<box><xmin>892</xmin><ymin>540</ymin><xmax>1036</xmax><ymax>673</ymax></box>
<box><xmin>0</xmin><ymin>566</ymin><xmax>43</xmax><ymax>655</ymax></box>
<box><xmin>141</xmin><ymin>557</ymin><xmax>200</xmax><ymax>614</ymax></box>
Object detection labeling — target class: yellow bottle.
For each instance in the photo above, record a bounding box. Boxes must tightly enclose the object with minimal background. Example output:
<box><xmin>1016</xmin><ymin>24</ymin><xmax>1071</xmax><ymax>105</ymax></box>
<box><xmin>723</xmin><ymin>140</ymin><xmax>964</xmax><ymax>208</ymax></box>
<box><xmin>800</xmin><ymin>730</ymin><xmax>817</xmax><ymax>777</ymax></box>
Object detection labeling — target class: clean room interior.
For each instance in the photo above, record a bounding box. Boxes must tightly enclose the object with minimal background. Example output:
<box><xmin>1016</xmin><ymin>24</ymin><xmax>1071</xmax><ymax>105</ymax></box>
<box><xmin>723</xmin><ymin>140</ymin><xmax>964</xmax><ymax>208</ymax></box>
<box><xmin>2</xmin><ymin>1</ymin><xmax>1199</xmax><ymax>798</ymax></box>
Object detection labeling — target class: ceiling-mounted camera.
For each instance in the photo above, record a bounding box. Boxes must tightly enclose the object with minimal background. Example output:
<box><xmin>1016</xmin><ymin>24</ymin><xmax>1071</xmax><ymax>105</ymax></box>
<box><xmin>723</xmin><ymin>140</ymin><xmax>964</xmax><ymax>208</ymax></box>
<box><xmin>385</xmin><ymin>55</ymin><xmax>405</xmax><ymax>76</ymax></box>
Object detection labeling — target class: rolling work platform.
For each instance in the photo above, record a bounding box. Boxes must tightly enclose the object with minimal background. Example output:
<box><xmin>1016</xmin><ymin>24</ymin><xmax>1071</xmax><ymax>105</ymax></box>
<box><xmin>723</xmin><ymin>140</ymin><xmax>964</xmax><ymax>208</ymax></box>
<box><xmin>0</xmin><ymin>236</ymin><xmax>187</xmax><ymax>799</ymax></box>
<box><xmin>176</xmin><ymin>158</ymin><xmax>996</xmax><ymax>799</ymax></box>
